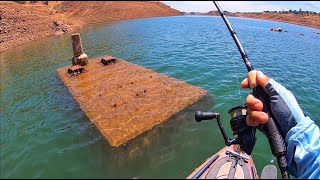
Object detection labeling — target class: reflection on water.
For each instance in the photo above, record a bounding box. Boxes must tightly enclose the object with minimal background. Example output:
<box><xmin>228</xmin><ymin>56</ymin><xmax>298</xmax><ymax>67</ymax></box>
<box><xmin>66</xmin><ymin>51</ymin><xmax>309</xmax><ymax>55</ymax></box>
<box><xmin>1</xmin><ymin>16</ymin><xmax>319</xmax><ymax>178</ymax></box>
<box><xmin>105</xmin><ymin>94</ymin><xmax>216</xmax><ymax>178</ymax></box>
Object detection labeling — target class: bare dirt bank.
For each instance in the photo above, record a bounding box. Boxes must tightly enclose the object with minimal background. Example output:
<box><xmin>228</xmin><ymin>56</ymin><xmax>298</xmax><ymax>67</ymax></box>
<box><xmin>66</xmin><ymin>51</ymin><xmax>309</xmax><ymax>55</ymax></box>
<box><xmin>2</xmin><ymin>2</ymin><xmax>319</xmax><ymax>54</ymax></box>
<box><xmin>234</xmin><ymin>13</ymin><xmax>320</xmax><ymax>29</ymax></box>
<box><xmin>185</xmin><ymin>11</ymin><xmax>320</xmax><ymax>29</ymax></box>
<box><xmin>0</xmin><ymin>1</ymin><xmax>182</xmax><ymax>53</ymax></box>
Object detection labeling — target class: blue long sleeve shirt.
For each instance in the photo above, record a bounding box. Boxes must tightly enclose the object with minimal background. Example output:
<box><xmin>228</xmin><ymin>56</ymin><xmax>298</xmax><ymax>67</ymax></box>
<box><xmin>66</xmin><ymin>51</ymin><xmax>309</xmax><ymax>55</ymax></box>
<box><xmin>268</xmin><ymin>79</ymin><xmax>320</xmax><ymax>179</ymax></box>
<box><xmin>286</xmin><ymin>117</ymin><xmax>320</xmax><ymax>179</ymax></box>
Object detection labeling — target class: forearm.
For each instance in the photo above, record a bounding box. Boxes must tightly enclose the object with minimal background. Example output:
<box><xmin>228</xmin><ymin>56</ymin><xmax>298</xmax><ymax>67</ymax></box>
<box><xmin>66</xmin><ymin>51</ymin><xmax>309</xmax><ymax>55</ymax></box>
<box><xmin>286</xmin><ymin>117</ymin><xmax>320</xmax><ymax>178</ymax></box>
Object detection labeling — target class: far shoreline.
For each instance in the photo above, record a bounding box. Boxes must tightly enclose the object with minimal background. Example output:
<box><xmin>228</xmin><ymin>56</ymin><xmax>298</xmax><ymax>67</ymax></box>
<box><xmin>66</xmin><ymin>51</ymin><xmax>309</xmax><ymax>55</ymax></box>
<box><xmin>183</xmin><ymin>10</ymin><xmax>320</xmax><ymax>30</ymax></box>
<box><xmin>235</xmin><ymin>16</ymin><xmax>320</xmax><ymax>30</ymax></box>
<box><xmin>2</xmin><ymin>15</ymin><xmax>318</xmax><ymax>55</ymax></box>
<box><xmin>1</xmin><ymin>2</ymin><xmax>319</xmax><ymax>54</ymax></box>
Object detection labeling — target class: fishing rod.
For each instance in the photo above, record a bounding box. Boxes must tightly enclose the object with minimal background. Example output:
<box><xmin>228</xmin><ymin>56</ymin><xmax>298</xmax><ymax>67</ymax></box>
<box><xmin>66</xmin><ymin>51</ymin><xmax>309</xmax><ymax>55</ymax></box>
<box><xmin>212</xmin><ymin>1</ymin><xmax>290</xmax><ymax>179</ymax></box>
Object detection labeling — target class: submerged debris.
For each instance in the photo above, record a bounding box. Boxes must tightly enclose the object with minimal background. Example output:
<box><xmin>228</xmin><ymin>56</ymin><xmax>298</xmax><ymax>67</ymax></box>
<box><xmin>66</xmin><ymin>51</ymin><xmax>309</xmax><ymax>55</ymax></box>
<box><xmin>57</xmin><ymin>56</ymin><xmax>207</xmax><ymax>147</ymax></box>
<box><xmin>67</xmin><ymin>65</ymin><xmax>85</xmax><ymax>76</ymax></box>
<box><xmin>101</xmin><ymin>56</ymin><xmax>117</xmax><ymax>65</ymax></box>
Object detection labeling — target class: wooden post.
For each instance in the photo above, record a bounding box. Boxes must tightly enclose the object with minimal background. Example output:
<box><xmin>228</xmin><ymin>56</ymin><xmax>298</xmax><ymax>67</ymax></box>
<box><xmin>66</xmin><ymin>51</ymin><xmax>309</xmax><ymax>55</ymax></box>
<box><xmin>71</xmin><ymin>33</ymin><xmax>88</xmax><ymax>66</ymax></box>
<box><xmin>71</xmin><ymin>33</ymin><xmax>84</xmax><ymax>57</ymax></box>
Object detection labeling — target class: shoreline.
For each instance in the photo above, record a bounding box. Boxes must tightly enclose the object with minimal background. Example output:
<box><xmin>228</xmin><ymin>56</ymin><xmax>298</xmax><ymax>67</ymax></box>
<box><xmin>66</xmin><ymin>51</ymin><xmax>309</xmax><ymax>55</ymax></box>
<box><xmin>183</xmin><ymin>11</ymin><xmax>320</xmax><ymax>29</ymax></box>
<box><xmin>233</xmin><ymin>16</ymin><xmax>319</xmax><ymax>30</ymax></box>
<box><xmin>184</xmin><ymin>14</ymin><xmax>320</xmax><ymax>29</ymax></box>
<box><xmin>1</xmin><ymin>2</ymin><xmax>319</xmax><ymax>54</ymax></box>
<box><xmin>0</xmin><ymin>1</ymin><xmax>182</xmax><ymax>54</ymax></box>
<box><xmin>235</xmin><ymin>14</ymin><xmax>320</xmax><ymax>30</ymax></box>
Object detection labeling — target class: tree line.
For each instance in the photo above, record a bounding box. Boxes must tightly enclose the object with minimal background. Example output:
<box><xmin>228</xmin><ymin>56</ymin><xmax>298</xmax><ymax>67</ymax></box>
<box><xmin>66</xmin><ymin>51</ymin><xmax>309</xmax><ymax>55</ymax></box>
<box><xmin>263</xmin><ymin>9</ymin><xmax>319</xmax><ymax>16</ymax></box>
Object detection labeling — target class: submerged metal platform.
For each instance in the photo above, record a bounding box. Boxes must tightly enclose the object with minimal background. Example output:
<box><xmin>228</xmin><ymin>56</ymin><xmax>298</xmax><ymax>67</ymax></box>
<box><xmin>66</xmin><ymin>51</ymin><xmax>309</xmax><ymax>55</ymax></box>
<box><xmin>57</xmin><ymin>55</ymin><xmax>207</xmax><ymax>147</ymax></box>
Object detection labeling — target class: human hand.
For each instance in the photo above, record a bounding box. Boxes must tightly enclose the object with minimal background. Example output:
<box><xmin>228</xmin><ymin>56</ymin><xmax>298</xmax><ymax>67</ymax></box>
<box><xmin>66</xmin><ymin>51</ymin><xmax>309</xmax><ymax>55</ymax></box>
<box><xmin>240</xmin><ymin>70</ymin><xmax>305</xmax><ymax>138</ymax></box>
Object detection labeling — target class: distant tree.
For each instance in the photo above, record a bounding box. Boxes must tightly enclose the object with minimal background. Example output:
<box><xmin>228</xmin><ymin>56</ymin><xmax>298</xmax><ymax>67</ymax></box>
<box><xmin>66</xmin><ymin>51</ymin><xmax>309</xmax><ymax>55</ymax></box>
<box><xmin>289</xmin><ymin>9</ymin><xmax>292</xmax><ymax>13</ymax></box>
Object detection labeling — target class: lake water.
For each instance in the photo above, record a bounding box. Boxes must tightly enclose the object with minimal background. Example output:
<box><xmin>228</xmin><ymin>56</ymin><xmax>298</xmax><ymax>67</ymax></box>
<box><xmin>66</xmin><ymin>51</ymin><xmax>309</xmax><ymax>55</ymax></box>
<box><xmin>1</xmin><ymin>15</ymin><xmax>319</xmax><ymax>178</ymax></box>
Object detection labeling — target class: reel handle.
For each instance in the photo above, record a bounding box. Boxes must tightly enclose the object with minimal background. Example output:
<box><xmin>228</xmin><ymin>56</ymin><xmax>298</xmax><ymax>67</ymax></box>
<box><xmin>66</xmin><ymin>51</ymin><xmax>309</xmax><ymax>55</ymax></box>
<box><xmin>195</xmin><ymin>111</ymin><xmax>219</xmax><ymax>122</ymax></box>
<box><xmin>195</xmin><ymin>111</ymin><xmax>239</xmax><ymax>146</ymax></box>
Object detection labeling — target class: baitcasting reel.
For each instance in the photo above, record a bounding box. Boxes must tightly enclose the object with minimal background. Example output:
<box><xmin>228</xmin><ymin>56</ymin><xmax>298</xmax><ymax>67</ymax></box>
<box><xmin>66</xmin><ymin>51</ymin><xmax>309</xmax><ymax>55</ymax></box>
<box><xmin>195</xmin><ymin>104</ymin><xmax>256</xmax><ymax>155</ymax></box>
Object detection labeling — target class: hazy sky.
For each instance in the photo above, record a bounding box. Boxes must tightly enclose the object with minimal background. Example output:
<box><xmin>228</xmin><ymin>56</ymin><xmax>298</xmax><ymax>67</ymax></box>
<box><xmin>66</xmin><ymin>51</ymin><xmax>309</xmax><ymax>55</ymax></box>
<box><xmin>162</xmin><ymin>1</ymin><xmax>320</xmax><ymax>13</ymax></box>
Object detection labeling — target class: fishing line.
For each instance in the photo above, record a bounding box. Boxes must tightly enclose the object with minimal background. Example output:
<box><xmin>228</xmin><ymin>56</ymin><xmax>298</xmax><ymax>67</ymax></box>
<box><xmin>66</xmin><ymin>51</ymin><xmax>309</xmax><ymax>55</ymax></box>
<box><xmin>211</xmin><ymin>3</ymin><xmax>242</xmax><ymax>102</ymax></box>
<box><xmin>212</xmin><ymin>2</ymin><xmax>290</xmax><ymax>179</ymax></box>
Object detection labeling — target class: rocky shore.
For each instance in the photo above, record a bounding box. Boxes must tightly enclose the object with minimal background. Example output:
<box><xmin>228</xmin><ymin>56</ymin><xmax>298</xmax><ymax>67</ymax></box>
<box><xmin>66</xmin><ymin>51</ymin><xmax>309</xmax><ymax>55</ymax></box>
<box><xmin>0</xmin><ymin>1</ymin><xmax>182</xmax><ymax>53</ymax></box>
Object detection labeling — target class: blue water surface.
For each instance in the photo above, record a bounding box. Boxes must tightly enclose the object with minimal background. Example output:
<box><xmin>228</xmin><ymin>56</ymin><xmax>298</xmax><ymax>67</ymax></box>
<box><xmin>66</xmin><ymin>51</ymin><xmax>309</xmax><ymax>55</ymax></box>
<box><xmin>1</xmin><ymin>15</ymin><xmax>319</xmax><ymax>178</ymax></box>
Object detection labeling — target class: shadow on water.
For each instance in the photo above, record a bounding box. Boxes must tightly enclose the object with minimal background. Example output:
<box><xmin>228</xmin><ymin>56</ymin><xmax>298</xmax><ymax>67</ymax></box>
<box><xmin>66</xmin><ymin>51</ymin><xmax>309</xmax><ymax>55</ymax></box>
<box><xmin>114</xmin><ymin>94</ymin><xmax>214</xmax><ymax>148</ymax></box>
<box><xmin>108</xmin><ymin>94</ymin><xmax>215</xmax><ymax>178</ymax></box>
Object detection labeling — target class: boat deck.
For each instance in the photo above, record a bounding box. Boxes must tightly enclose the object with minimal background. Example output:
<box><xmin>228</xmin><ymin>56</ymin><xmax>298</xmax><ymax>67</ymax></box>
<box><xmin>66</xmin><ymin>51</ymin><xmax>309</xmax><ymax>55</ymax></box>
<box><xmin>57</xmin><ymin>55</ymin><xmax>207</xmax><ymax>147</ymax></box>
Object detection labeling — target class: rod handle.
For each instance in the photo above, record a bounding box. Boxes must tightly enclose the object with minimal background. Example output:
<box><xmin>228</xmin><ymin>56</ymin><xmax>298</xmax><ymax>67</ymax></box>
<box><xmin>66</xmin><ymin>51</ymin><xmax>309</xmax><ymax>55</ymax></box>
<box><xmin>253</xmin><ymin>86</ymin><xmax>289</xmax><ymax>178</ymax></box>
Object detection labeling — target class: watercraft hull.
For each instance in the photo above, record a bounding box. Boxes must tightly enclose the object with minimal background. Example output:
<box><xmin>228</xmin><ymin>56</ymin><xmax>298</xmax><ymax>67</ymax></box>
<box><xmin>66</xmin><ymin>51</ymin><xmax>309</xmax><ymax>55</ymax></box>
<box><xmin>187</xmin><ymin>145</ymin><xmax>259</xmax><ymax>179</ymax></box>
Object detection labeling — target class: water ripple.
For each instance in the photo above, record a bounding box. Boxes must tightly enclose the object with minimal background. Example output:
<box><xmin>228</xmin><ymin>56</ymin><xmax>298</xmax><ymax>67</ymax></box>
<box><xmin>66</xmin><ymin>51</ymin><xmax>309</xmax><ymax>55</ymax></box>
<box><xmin>1</xmin><ymin>16</ymin><xmax>319</xmax><ymax>178</ymax></box>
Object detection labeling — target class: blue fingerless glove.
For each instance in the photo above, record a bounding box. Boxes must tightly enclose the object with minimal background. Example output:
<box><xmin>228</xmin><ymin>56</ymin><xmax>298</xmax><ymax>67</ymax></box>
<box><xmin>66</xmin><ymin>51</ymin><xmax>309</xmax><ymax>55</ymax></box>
<box><xmin>263</xmin><ymin>79</ymin><xmax>306</xmax><ymax>139</ymax></box>
<box><xmin>263</xmin><ymin>79</ymin><xmax>320</xmax><ymax>178</ymax></box>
